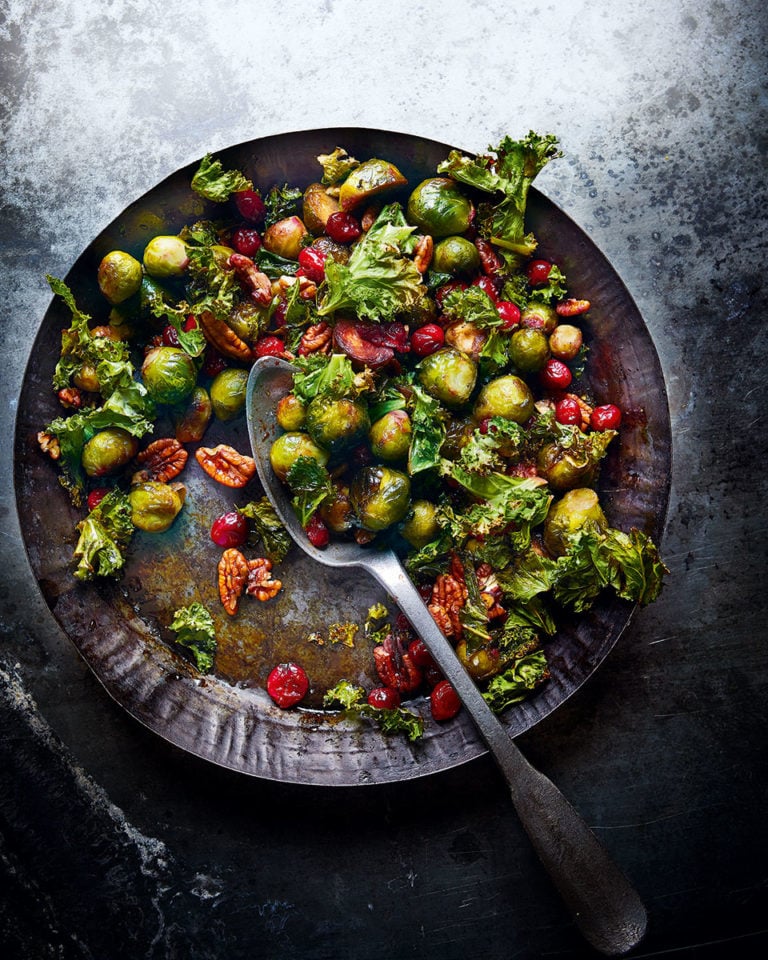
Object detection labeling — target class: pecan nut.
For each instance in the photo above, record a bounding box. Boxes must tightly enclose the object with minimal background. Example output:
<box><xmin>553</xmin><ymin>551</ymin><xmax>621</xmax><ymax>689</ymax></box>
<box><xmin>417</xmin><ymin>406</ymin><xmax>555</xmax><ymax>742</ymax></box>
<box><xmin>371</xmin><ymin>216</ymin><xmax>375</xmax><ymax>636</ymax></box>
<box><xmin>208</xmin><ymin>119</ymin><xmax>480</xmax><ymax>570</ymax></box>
<box><xmin>57</xmin><ymin>387</ymin><xmax>85</xmax><ymax>409</ymax></box>
<box><xmin>218</xmin><ymin>548</ymin><xmax>249</xmax><ymax>616</ymax></box>
<box><xmin>413</xmin><ymin>235</ymin><xmax>434</xmax><ymax>274</ymax></box>
<box><xmin>373</xmin><ymin>632</ymin><xmax>423</xmax><ymax>693</ymax></box>
<box><xmin>428</xmin><ymin>573</ymin><xmax>468</xmax><ymax>639</ymax></box>
<box><xmin>195</xmin><ymin>444</ymin><xmax>256</xmax><ymax>488</ymax></box>
<box><xmin>198</xmin><ymin>309</ymin><xmax>253</xmax><ymax>362</ymax></box>
<box><xmin>556</xmin><ymin>298</ymin><xmax>591</xmax><ymax>317</ymax></box>
<box><xmin>133</xmin><ymin>437</ymin><xmax>188</xmax><ymax>483</ymax></box>
<box><xmin>298</xmin><ymin>321</ymin><xmax>332</xmax><ymax>356</ymax></box>
<box><xmin>562</xmin><ymin>393</ymin><xmax>593</xmax><ymax>430</ymax></box>
<box><xmin>274</xmin><ymin>274</ymin><xmax>318</xmax><ymax>301</ymax></box>
<box><xmin>37</xmin><ymin>431</ymin><xmax>61</xmax><ymax>460</ymax></box>
<box><xmin>228</xmin><ymin>253</ymin><xmax>273</xmax><ymax>306</ymax></box>
<box><xmin>246</xmin><ymin>557</ymin><xmax>282</xmax><ymax>602</ymax></box>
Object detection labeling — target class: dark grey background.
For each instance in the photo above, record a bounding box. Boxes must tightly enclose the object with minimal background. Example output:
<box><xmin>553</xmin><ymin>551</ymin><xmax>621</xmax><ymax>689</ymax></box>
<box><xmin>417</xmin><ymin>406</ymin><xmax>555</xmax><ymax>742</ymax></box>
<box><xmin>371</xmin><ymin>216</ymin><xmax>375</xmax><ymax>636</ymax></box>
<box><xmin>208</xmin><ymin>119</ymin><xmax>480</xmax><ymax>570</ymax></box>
<box><xmin>1</xmin><ymin>1</ymin><xmax>766</xmax><ymax>957</ymax></box>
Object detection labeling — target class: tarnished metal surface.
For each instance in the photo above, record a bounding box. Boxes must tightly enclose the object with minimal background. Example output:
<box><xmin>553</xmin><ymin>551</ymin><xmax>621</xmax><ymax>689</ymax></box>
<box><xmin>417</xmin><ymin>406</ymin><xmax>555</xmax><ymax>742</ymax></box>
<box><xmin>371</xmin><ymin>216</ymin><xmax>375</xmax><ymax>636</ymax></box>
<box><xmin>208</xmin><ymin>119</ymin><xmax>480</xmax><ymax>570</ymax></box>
<box><xmin>13</xmin><ymin>128</ymin><xmax>671</xmax><ymax>785</ymax></box>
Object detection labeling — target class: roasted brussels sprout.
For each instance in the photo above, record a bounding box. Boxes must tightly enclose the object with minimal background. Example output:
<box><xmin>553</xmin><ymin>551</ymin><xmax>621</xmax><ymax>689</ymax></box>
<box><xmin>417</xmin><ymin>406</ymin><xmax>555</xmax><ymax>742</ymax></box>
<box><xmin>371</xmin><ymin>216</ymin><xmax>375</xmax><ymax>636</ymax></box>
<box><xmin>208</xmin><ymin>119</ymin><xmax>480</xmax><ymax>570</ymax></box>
<box><xmin>129</xmin><ymin>481</ymin><xmax>186</xmax><ymax>532</ymax></box>
<box><xmin>406</xmin><ymin>178</ymin><xmax>473</xmax><ymax>237</ymax></box>
<box><xmin>319</xmin><ymin>482</ymin><xmax>354</xmax><ymax>534</ymax></box>
<box><xmin>174</xmin><ymin>386</ymin><xmax>212</xmax><ymax>443</ymax></box>
<box><xmin>417</xmin><ymin>347</ymin><xmax>477</xmax><ymax>407</ymax></box>
<box><xmin>305</xmin><ymin>395</ymin><xmax>370</xmax><ymax>456</ymax></box>
<box><xmin>142</xmin><ymin>236</ymin><xmax>189</xmax><ymax>278</ymax></box>
<box><xmin>431</xmin><ymin>236</ymin><xmax>481</xmax><ymax>276</ymax></box>
<box><xmin>543</xmin><ymin>487</ymin><xmax>607</xmax><ymax>557</ymax></box>
<box><xmin>97</xmin><ymin>250</ymin><xmax>143</xmax><ymax>305</ymax></box>
<box><xmin>444</xmin><ymin>320</ymin><xmax>487</xmax><ymax>361</ymax></box>
<box><xmin>72</xmin><ymin>362</ymin><xmax>101</xmax><ymax>393</ymax></box>
<box><xmin>549</xmin><ymin>324</ymin><xmax>583</xmax><ymax>360</ymax></box>
<box><xmin>228</xmin><ymin>301</ymin><xmax>265</xmax><ymax>342</ymax></box>
<box><xmin>338</xmin><ymin>158</ymin><xmax>408</xmax><ymax>211</ymax></box>
<box><xmin>509</xmin><ymin>327</ymin><xmax>550</xmax><ymax>372</ymax></box>
<box><xmin>210</xmin><ymin>368</ymin><xmax>248</xmax><ymax>421</ymax></box>
<box><xmin>262</xmin><ymin>217</ymin><xmax>308</xmax><ymax>260</ymax></box>
<box><xmin>400</xmin><ymin>499</ymin><xmax>440</xmax><ymax>548</ymax></box>
<box><xmin>276</xmin><ymin>393</ymin><xmax>307</xmax><ymax>431</ymax></box>
<box><xmin>350</xmin><ymin>465</ymin><xmax>411</xmax><ymax>532</ymax></box>
<box><xmin>81</xmin><ymin>428</ymin><xmax>139</xmax><ymax>477</ymax></box>
<box><xmin>441</xmin><ymin>416</ymin><xmax>475</xmax><ymax>459</ymax></box>
<box><xmin>369</xmin><ymin>409</ymin><xmax>412</xmax><ymax>461</ymax></box>
<box><xmin>269</xmin><ymin>431</ymin><xmax>329</xmax><ymax>481</ymax></box>
<box><xmin>141</xmin><ymin>346</ymin><xmax>197</xmax><ymax>405</ymax></box>
<box><xmin>520</xmin><ymin>303</ymin><xmax>558</xmax><ymax>335</ymax></box>
<box><xmin>472</xmin><ymin>374</ymin><xmax>534</xmax><ymax>423</ymax></box>
<box><xmin>537</xmin><ymin>442</ymin><xmax>597</xmax><ymax>491</ymax></box>
<box><xmin>456</xmin><ymin>641</ymin><xmax>499</xmax><ymax>681</ymax></box>
<box><xmin>302</xmin><ymin>182</ymin><xmax>340</xmax><ymax>233</ymax></box>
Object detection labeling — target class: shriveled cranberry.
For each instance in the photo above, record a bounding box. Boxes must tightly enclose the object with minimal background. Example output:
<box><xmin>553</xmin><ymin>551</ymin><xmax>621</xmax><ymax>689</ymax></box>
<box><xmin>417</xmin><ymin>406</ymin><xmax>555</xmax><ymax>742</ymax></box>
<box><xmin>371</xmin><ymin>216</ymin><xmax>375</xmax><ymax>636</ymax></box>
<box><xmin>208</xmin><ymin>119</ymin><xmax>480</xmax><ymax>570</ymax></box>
<box><xmin>430</xmin><ymin>680</ymin><xmax>461</xmax><ymax>721</ymax></box>
<box><xmin>297</xmin><ymin>246</ymin><xmax>328</xmax><ymax>284</ymax></box>
<box><xmin>161</xmin><ymin>324</ymin><xmax>180</xmax><ymax>347</ymax></box>
<box><xmin>254</xmin><ymin>335</ymin><xmax>285</xmax><ymax>358</ymax></box>
<box><xmin>267</xmin><ymin>662</ymin><xmax>309</xmax><ymax>708</ymax></box>
<box><xmin>527</xmin><ymin>259</ymin><xmax>553</xmax><ymax>286</ymax></box>
<box><xmin>367</xmin><ymin>687</ymin><xmax>401</xmax><ymax>709</ymax></box>
<box><xmin>272</xmin><ymin>298</ymin><xmax>288</xmax><ymax>328</ymax></box>
<box><xmin>235</xmin><ymin>189</ymin><xmax>266</xmax><ymax>224</ymax></box>
<box><xmin>539</xmin><ymin>358</ymin><xmax>573</xmax><ymax>391</ymax></box>
<box><xmin>472</xmin><ymin>275</ymin><xmax>499</xmax><ymax>302</ymax></box>
<box><xmin>202</xmin><ymin>347</ymin><xmax>227</xmax><ymax>377</ymax></box>
<box><xmin>333</xmin><ymin>318</ymin><xmax>408</xmax><ymax>369</ymax></box>
<box><xmin>435</xmin><ymin>280</ymin><xmax>468</xmax><ymax>311</ymax></box>
<box><xmin>422</xmin><ymin>662</ymin><xmax>444</xmax><ymax>688</ymax></box>
<box><xmin>232</xmin><ymin>226</ymin><xmax>262</xmax><ymax>256</ymax></box>
<box><xmin>555</xmin><ymin>397</ymin><xmax>582</xmax><ymax>425</ymax></box>
<box><xmin>410</xmin><ymin>323</ymin><xmax>445</xmax><ymax>357</ymax></box>
<box><xmin>325</xmin><ymin>211</ymin><xmax>362</xmax><ymax>244</ymax></box>
<box><xmin>591</xmin><ymin>404</ymin><xmax>622</xmax><ymax>431</ymax></box>
<box><xmin>305</xmin><ymin>513</ymin><xmax>329</xmax><ymax>548</ymax></box>
<box><xmin>496</xmin><ymin>300</ymin><xmax>521</xmax><ymax>330</ymax></box>
<box><xmin>87</xmin><ymin>488</ymin><xmax>110</xmax><ymax>511</ymax></box>
<box><xmin>210</xmin><ymin>511</ymin><xmax>249</xmax><ymax>548</ymax></box>
<box><xmin>408</xmin><ymin>638</ymin><xmax>436</xmax><ymax>669</ymax></box>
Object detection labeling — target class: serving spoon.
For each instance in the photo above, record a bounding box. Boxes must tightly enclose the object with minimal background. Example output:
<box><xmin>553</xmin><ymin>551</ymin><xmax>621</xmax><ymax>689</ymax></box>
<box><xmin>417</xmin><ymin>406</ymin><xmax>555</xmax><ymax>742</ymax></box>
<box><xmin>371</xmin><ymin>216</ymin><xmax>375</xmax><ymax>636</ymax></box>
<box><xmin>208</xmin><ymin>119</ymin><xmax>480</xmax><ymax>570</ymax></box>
<box><xmin>246</xmin><ymin>356</ymin><xmax>647</xmax><ymax>956</ymax></box>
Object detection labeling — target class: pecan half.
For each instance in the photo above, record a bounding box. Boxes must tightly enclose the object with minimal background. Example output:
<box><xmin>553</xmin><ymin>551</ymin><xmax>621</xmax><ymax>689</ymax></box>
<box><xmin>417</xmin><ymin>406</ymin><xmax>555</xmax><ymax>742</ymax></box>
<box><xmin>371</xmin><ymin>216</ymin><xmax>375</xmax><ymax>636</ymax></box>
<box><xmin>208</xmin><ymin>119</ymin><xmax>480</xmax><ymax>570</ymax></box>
<box><xmin>556</xmin><ymin>298</ymin><xmax>591</xmax><ymax>317</ymax></box>
<box><xmin>37</xmin><ymin>431</ymin><xmax>61</xmax><ymax>460</ymax></box>
<box><xmin>246</xmin><ymin>557</ymin><xmax>282</xmax><ymax>602</ymax></box>
<box><xmin>133</xmin><ymin>437</ymin><xmax>188</xmax><ymax>483</ymax></box>
<box><xmin>373</xmin><ymin>632</ymin><xmax>423</xmax><ymax>693</ymax></box>
<box><xmin>562</xmin><ymin>392</ymin><xmax>593</xmax><ymax>430</ymax></box>
<box><xmin>57</xmin><ymin>387</ymin><xmax>85</xmax><ymax>409</ymax></box>
<box><xmin>195</xmin><ymin>444</ymin><xmax>256</xmax><ymax>488</ymax></box>
<box><xmin>218</xmin><ymin>548</ymin><xmax>249</xmax><ymax>616</ymax></box>
<box><xmin>198</xmin><ymin>309</ymin><xmax>253</xmax><ymax>362</ymax></box>
<box><xmin>360</xmin><ymin>205</ymin><xmax>379</xmax><ymax>232</ymax></box>
<box><xmin>274</xmin><ymin>274</ymin><xmax>318</xmax><ymax>300</ymax></box>
<box><xmin>298</xmin><ymin>321</ymin><xmax>332</xmax><ymax>356</ymax></box>
<box><xmin>428</xmin><ymin>573</ymin><xmax>468</xmax><ymax>639</ymax></box>
<box><xmin>228</xmin><ymin>253</ymin><xmax>273</xmax><ymax>306</ymax></box>
<box><xmin>413</xmin><ymin>235</ymin><xmax>434</xmax><ymax>274</ymax></box>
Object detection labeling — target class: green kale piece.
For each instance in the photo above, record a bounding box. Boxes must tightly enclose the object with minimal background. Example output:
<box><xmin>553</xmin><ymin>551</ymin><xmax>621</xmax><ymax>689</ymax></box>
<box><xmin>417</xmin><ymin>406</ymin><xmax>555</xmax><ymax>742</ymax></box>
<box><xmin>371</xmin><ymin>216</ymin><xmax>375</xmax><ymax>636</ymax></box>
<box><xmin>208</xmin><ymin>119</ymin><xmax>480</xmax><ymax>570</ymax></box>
<box><xmin>317</xmin><ymin>147</ymin><xmax>360</xmax><ymax>186</ymax></box>
<box><xmin>190</xmin><ymin>154</ymin><xmax>253</xmax><ymax>202</ymax></box>
<box><xmin>285</xmin><ymin>456</ymin><xmax>333</xmax><ymax>527</ymax></box>
<box><xmin>323</xmin><ymin>681</ymin><xmax>424</xmax><ymax>742</ymax></box>
<box><xmin>170</xmin><ymin>602</ymin><xmax>217</xmax><ymax>673</ymax></box>
<box><xmin>237</xmin><ymin>497</ymin><xmax>291</xmax><ymax>563</ymax></box>
<box><xmin>254</xmin><ymin>247</ymin><xmax>300</xmax><ymax>279</ymax></box>
<box><xmin>72</xmin><ymin>489</ymin><xmax>134</xmax><ymax>581</ymax></box>
<box><xmin>482</xmin><ymin>650</ymin><xmax>550</xmax><ymax>713</ymax></box>
<box><xmin>407</xmin><ymin>382</ymin><xmax>447</xmax><ymax>475</ymax></box>
<box><xmin>264</xmin><ymin>183</ymin><xmax>302</xmax><ymax>228</ymax></box>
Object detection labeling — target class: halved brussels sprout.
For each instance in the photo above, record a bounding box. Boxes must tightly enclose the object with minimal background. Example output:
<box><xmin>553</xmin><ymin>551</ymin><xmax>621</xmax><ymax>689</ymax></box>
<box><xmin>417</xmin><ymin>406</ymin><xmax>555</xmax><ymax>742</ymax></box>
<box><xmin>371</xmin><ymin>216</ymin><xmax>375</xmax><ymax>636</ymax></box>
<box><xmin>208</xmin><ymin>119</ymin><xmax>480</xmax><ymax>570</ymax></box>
<box><xmin>350</xmin><ymin>465</ymin><xmax>411</xmax><ymax>532</ymax></box>
<box><xmin>417</xmin><ymin>347</ymin><xmax>477</xmax><ymax>407</ymax></box>
<box><xmin>305</xmin><ymin>395</ymin><xmax>370</xmax><ymax>456</ymax></box>
<box><xmin>81</xmin><ymin>428</ymin><xmax>139</xmax><ymax>477</ymax></box>
<box><xmin>406</xmin><ymin>178</ymin><xmax>473</xmax><ymax>237</ymax></box>
<box><xmin>129</xmin><ymin>481</ymin><xmax>186</xmax><ymax>532</ymax></box>
<box><xmin>338</xmin><ymin>158</ymin><xmax>408</xmax><ymax>211</ymax></box>
<box><xmin>276</xmin><ymin>394</ymin><xmax>307</xmax><ymax>431</ymax></box>
<box><xmin>319</xmin><ymin>482</ymin><xmax>354</xmax><ymax>534</ymax></box>
<box><xmin>141</xmin><ymin>346</ymin><xmax>197</xmax><ymax>405</ymax></box>
<box><xmin>174</xmin><ymin>386</ymin><xmax>213</xmax><ymax>443</ymax></box>
<box><xmin>303</xmin><ymin>182</ymin><xmax>340</xmax><ymax>233</ymax></box>
<box><xmin>537</xmin><ymin>442</ymin><xmax>597</xmax><ymax>491</ymax></box>
<box><xmin>269</xmin><ymin>431</ymin><xmax>329</xmax><ymax>481</ymax></box>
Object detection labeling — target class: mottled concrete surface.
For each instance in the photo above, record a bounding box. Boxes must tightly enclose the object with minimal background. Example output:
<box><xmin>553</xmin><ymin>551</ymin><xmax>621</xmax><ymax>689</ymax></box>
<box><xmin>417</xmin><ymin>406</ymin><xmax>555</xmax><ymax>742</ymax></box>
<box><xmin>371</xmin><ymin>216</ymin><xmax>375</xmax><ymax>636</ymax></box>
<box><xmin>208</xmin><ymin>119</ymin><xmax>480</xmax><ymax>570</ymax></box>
<box><xmin>1</xmin><ymin>1</ymin><xmax>767</xmax><ymax>958</ymax></box>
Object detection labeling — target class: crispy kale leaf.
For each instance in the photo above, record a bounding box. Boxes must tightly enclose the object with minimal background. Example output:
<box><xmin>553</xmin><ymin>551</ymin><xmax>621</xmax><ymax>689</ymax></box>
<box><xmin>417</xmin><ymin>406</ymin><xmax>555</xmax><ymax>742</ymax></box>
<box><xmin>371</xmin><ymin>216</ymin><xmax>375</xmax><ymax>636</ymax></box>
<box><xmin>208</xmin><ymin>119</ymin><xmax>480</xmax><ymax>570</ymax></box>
<box><xmin>482</xmin><ymin>650</ymin><xmax>550</xmax><ymax>713</ymax></box>
<box><xmin>407</xmin><ymin>382</ymin><xmax>446</xmax><ymax>475</ymax></box>
<box><xmin>169</xmin><ymin>602</ymin><xmax>217</xmax><ymax>673</ymax></box>
<box><xmin>317</xmin><ymin>147</ymin><xmax>359</xmax><ymax>186</ymax></box>
<box><xmin>285</xmin><ymin>456</ymin><xmax>333</xmax><ymax>527</ymax></box>
<box><xmin>437</xmin><ymin>132</ymin><xmax>561</xmax><ymax>256</ymax></box>
<box><xmin>264</xmin><ymin>183</ymin><xmax>302</xmax><ymax>228</ymax></box>
<box><xmin>323</xmin><ymin>680</ymin><xmax>424</xmax><ymax>742</ymax></box>
<box><xmin>237</xmin><ymin>497</ymin><xmax>291</xmax><ymax>563</ymax></box>
<box><xmin>191</xmin><ymin>154</ymin><xmax>253</xmax><ymax>202</ymax></box>
<box><xmin>72</xmin><ymin>489</ymin><xmax>134</xmax><ymax>581</ymax></box>
<box><xmin>318</xmin><ymin>204</ymin><xmax>424</xmax><ymax>322</ymax></box>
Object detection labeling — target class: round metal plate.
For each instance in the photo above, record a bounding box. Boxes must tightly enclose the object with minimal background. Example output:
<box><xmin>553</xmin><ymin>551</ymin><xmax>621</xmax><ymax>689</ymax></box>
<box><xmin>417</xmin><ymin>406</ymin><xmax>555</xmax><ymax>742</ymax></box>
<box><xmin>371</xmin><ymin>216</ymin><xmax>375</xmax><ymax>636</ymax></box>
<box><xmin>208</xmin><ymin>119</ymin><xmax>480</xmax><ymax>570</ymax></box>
<box><xmin>13</xmin><ymin>128</ymin><xmax>671</xmax><ymax>785</ymax></box>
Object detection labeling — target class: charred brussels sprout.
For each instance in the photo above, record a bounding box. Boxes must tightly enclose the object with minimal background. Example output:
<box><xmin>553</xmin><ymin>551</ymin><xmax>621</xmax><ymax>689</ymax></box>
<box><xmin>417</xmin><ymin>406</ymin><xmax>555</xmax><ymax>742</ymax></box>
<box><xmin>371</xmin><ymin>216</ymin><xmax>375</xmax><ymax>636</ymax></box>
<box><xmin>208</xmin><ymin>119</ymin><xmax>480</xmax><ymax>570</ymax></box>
<box><xmin>338</xmin><ymin>158</ymin><xmax>408</xmax><ymax>211</ymax></box>
<box><xmin>269</xmin><ymin>432</ymin><xmax>329</xmax><ymax>481</ymax></box>
<box><xmin>142</xmin><ymin>236</ymin><xmax>189</xmax><ymax>278</ymax></box>
<box><xmin>97</xmin><ymin>250</ymin><xmax>143</xmax><ymax>305</ymax></box>
<box><xmin>400</xmin><ymin>499</ymin><xmax>439</xmax><ymax>548</ymax></box>
<box><xmin>129</xmin><ymin>481</ymin><xmax>186</xmax><ymax>532</ymax></box>
<box><xmin>210</xmin><ymin>368</ymin><xmax>248</xmax><ymax>421</ymax></box>
<box><xmin>456</xmin><ymin>641</ymin><xmax>499</xmax><ymax>681</ymax></box>
<box><xmin>262</xmin><ymin>217</ymin><xmax>308</xmax><ymax>260</ymax></box>
<box><xmin>369</xmin><ymin>409</ymin><xmax>412</xmax><ymax>461</ymax></box>
<box><xmin>81</xmin><ymin>428</ymin><xmax>139</xmax><ymax>477</ymax></box>
<box><xmin>302</xmin><ymin>182</ymin><xmax>340</xmax><ymax>233</ymax></box>
<box><xmin>406</xmin><ymin>178</ymin><xmax>473</xmax><ymax>238</ymax></box>
<box><xmin>472</xmin><ymin>374</ymin><xmax>534</xmax><ymax>423</ymax></box>
<box><xmin>417</xmin><ymin>348</ymin><xmax>477</xmax><ymax>408</ymax></box>
<box><xmin>432</xmin><ymin>236</ymin><xmax>481</xmax><ymax>276</ymax></box>
<box><xmin>319</xmin><ymin>483</ymin><xmax>354</xmax><ymax>534</ymax></box>
<box><xmin>174</xmin><ymin>386</ymin><xmax>212</xmax><ymax>443</ymax></box>
<box><xmin>305</xmin><ymin>396</ymin><xmax>370</xmax><ymax>456</ymax></box>
<box><xmin>520</xmin><ymin>303</ymin><xmax>558</xmax><ymax>335</ymax></box>
<box><xmin>276</xmin><ymin>394</ymin><xmax>307</xmax><ymax>431</ymax></box>
<box><xmin>537</xmin><ymin>442</ymin><xmax>597</xmax><ymax>491</ymax></box>
<box><xmin>441</xmin><ymin>416</ymin><xmax>476</xmax><ymax>459</ymax></box>
<box><xmin>509</xmin><ymin>327</ymin><xmax>550</xmax><ymax>373</ymax></box>
<box><xmin>350</xmin><ymin>465</ymin><xmax>411</xmax><ymax>532</ymax></box>
<box><xmin>543</xmin><ymin>488</ymin><xmax>607</xmax><ymax>557</ymax></box>
<box><xmin>141</xmin><ymin>346</ymin><xmax>197</xmax><ymax>405</ymax></box>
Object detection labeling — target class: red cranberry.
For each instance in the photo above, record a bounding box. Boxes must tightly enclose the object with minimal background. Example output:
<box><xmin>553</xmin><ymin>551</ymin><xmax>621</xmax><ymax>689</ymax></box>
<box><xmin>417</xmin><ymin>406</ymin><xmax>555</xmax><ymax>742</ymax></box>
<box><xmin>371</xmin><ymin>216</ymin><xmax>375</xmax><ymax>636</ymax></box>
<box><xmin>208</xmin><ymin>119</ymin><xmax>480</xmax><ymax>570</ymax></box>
<box><xmin>422</xmin><ymin>662</ymin><xmax>444</xmax><ymax>688</ymax></box>
<box><xmin>87</xmin><ymin>488</ymin><xmax>110</xmax><ymax>511</ymax></box>
<box><xmin>235</xmin><ymin>189</ymin><xmax>266</xmax><ymax>224</ymax></box>
<box><xmin>472</xmin><ymin>275</ymin><xmax>499</xmax><ymax>302</ymax></box>
<box><xmin>210</xmin><ymin>511</ymin><xmax>248</xmax><ymax>548</ymax></box>
<box><xmin>430</xmin><ymin>680</ymin><xmax>461</xmax><ymax>721</ymax></box>
<box><xmin>367</xmin><ymin>687</ymin><xmax>401</xmax><ymax>709</ymax></box>
<box><xmin>267</xmin><ymin>662</ymin><xmax>309</xmax><ymax>708</ymax></box>
<box><xmin>305</xmin><ymin>514</ymin><xmax>329</xmax><ymax>548</ymax></box>
<box><xmin>161</xmin><ymin>324</ymin><xmax>180</xmax><ymax>347</ymax></box>
<box><xmin>496</xmin><ymin>300</ymin><xmax>521</xmax><ymax>329</ymax></box>
<box><xmin>410</xmin><ymin>323</ymin><xmax>445</xmax><ymax>357</ymax></box>
<box><xmin>325</xmin><ymin>211</ymin><xmax>362</xmax><ymax>244</ymax></box>
<box><xmin>254</xmin><ymin>335</ymin><xmax>285</xmax><ymax>358</ymax></box>
<box><xmin>434</xmin><ymin>280</ymin><xmax>468</xmax><ymax>311</ymax></box>
<box><xmin>539</xmin><ymin>358</ymin><xmax>573</xmax><ymax>391</ymax></box>
<box><xmin>408</xmin><ymin>638</ymin><xmax>435</xmax><ymax>669</ymax></box>
<box><xmin>555</xmin><ymin>397</ymin><xmax>582</xmax><ymax>425</ymax></box>
<box><xmin>202</xmin><ymin>347</ymin><xmax>227</xmax><ymax>377</ymax></box>
<box><xmin>527</xmin><ymin>259</ymin><xmax>553</xmax><ymax>286</ymax></box>
<box><xmin>183</xmin><ymin>315</ymin><xmax>198</xmax><ymax>332</ymax></box>
<box><xmin>272</xmin><ymin>298</ymin><xmax>288</xmax><ymax>328</ymax></box>
<box><xmin>591</xmin><ymin>404</ymin><xmax>622</xmax><ymax>431</ymax></box>
<box><xmin>297</xmin><ymin>246</ymin><xmax>328</xmax><ymax>284</ymax></box>
<box><xmin>232</xmin><ymin>226</ymin><xmax>262</xmax><ymax>256</ymax></box>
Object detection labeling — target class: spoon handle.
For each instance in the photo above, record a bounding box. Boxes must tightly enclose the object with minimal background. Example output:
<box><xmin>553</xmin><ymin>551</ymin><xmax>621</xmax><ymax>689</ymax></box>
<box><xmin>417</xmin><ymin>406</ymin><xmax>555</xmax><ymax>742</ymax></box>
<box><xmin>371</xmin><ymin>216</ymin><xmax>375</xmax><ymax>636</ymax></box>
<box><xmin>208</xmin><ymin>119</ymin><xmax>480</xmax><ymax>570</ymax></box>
<box><xmin>369</xmin><ymin>555</ymin><xmax>647</xmax><ymax>957</ymax></box>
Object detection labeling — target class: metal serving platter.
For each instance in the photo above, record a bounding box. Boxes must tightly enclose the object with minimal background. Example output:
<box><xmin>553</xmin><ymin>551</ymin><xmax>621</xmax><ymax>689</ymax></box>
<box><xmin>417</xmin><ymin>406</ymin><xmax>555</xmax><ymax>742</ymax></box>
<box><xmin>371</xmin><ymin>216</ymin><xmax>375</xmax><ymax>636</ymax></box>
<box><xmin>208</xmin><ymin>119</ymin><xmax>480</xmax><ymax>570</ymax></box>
<box><xmin>13</xmin><ymin>128</ymin><xmax>671</xmax><ymax>786</ymax></box>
